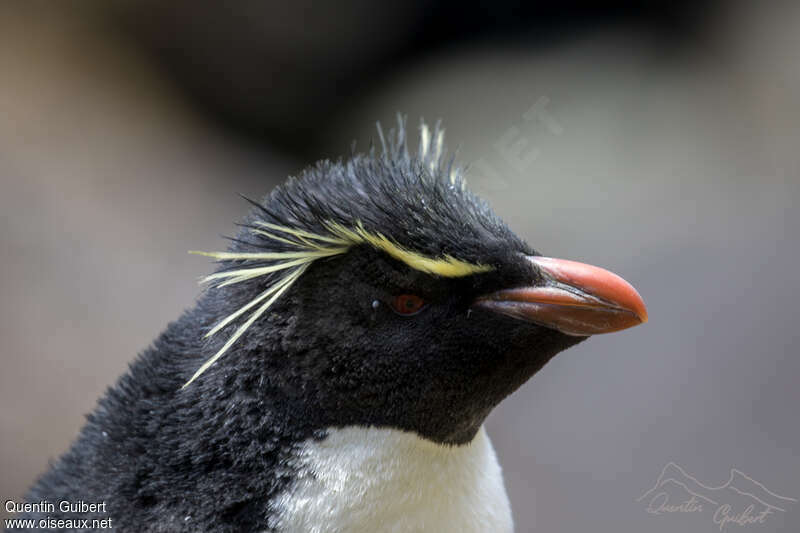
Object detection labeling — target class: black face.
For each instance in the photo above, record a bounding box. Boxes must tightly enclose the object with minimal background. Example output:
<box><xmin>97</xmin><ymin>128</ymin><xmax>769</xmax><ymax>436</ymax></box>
<box><xmin>184</xmin><ymin>121</ymin><xmax>644</xmax><ymax>445</ymax></box>
<box><xmin>221</xmin><ymin>245</ymin><xmax>584</xmax><ymax>445</ymax></box>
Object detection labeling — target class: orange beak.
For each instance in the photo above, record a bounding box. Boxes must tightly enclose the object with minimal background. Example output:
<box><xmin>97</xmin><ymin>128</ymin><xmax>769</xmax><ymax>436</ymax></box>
<box><xmin>475</xmin><ymin>256</ymin><xmax>648</xmax><ymax>336</ymax></box>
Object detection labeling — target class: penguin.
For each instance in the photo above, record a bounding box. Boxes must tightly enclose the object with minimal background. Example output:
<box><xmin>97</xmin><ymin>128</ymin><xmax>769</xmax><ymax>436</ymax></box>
<box><xmin>13</xmin><ymin>118</ymin><xmax>647</xmax><ymax>532</ymax></box>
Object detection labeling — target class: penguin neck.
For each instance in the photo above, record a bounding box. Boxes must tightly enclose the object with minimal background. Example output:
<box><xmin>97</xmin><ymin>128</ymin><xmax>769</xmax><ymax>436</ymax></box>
<box><xmin>268</xmin><ymin>424</ymin><xmax>514</xmax><ymax>533</ymax></box>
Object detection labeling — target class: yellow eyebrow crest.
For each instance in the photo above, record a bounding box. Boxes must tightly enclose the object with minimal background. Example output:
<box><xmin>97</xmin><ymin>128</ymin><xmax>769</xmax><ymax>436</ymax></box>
<box><xmin>183</xmin><ymin>118</ymin><xmax>490</xmax><ymax>387</ymax></box>
<box><xmin>325</xmin><ymin>221</ymin><xmax>491</xmax><ymax>277</ymax></box>
<box><xmin>184</xmin><ymin>219</ymin><xmax>491</xmax><ymax>387</ymax></box>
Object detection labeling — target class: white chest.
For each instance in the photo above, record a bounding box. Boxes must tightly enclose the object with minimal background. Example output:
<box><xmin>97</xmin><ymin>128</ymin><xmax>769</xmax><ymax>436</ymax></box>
<box><xmin>268</xmin><ymin>425</ymin><xmax>514</xmax><ymax>533</ymax></box>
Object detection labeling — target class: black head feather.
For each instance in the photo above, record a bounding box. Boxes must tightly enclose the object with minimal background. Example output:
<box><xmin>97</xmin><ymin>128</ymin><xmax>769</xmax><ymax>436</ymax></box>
<box><xmin>21</xmin><ymin>117</ymin><xmax>585</xmax><ymax>532</ymax></box>
<box><xmin>239</xmin><ymin>118</ymin><xmax>530</xmax><ymax>265</ymax></box>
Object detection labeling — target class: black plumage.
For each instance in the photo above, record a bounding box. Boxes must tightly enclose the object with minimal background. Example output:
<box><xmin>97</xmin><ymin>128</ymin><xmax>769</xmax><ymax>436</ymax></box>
<box><xmin>15</xmin><ymin>119</ymin><xmax>603</xmax><ymax>532</ymax></box>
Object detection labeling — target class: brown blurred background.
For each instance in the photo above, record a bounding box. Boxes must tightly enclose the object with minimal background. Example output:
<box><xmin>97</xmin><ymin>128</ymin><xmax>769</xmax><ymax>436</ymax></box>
<box><xmin>1</xmin><ymin>1</ymin><xmax>798</xmax><ymax>531</ymax></box>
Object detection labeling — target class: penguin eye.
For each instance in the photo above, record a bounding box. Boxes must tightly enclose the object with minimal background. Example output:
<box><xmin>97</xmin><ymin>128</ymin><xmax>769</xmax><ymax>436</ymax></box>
<box><xmin>391</xmin><ymin>294</ymin><xmax>426</xmax><ymax>316</ymax></box>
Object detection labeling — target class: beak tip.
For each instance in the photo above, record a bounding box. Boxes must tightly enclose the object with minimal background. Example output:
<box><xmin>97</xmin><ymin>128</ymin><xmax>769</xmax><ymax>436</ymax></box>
<box><xmin>626</xmin><ymin>288</ymin><xmax>648</xmax><ymax>325</ymax></box>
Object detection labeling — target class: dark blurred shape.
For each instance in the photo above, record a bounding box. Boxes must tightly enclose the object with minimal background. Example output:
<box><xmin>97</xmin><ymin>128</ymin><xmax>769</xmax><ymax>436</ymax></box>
<box><xmin>114</xmin><ymin>0</ymin><xmax>424</xmax><ymax>155</ymax></box>
<box><xmin>113</xmin><ymin>0</ymin><xmax>720</xmax><ymax>155</ymax></box>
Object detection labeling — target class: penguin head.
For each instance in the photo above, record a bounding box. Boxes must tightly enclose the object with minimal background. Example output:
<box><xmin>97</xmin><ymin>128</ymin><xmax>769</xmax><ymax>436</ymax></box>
<box><xmin>188</xmin><ymin>120</ymin><xmax>647</xmax><ymax>444</ymax></box>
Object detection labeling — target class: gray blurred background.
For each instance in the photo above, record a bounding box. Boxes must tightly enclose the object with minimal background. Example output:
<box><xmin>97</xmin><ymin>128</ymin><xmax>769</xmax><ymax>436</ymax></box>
<box><xmin>1</xmin><ymin>1</ymin><xmax>798</xmax><ymax>531</ymax></box>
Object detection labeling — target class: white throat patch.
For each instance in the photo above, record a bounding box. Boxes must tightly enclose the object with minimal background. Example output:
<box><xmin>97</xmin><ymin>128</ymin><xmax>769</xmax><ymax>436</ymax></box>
<box><xmin>268</xmin><ymin>425</ymin><xmax>513</xmax><ymax>533</ymax></box>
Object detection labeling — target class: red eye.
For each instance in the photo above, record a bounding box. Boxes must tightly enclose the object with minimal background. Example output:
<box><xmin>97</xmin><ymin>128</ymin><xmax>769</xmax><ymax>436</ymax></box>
<box><xmin>391</xmin><ymin>294</ymin><xmax>426</xmax><ymax>315</ymax></box>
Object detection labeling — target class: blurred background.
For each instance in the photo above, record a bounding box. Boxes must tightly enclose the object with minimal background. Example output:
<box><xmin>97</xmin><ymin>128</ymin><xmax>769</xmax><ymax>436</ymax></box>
<box><xmin>1</xmin><ymin>1</ymin><xmax>798</xmax><ymax>531</ymax></box>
